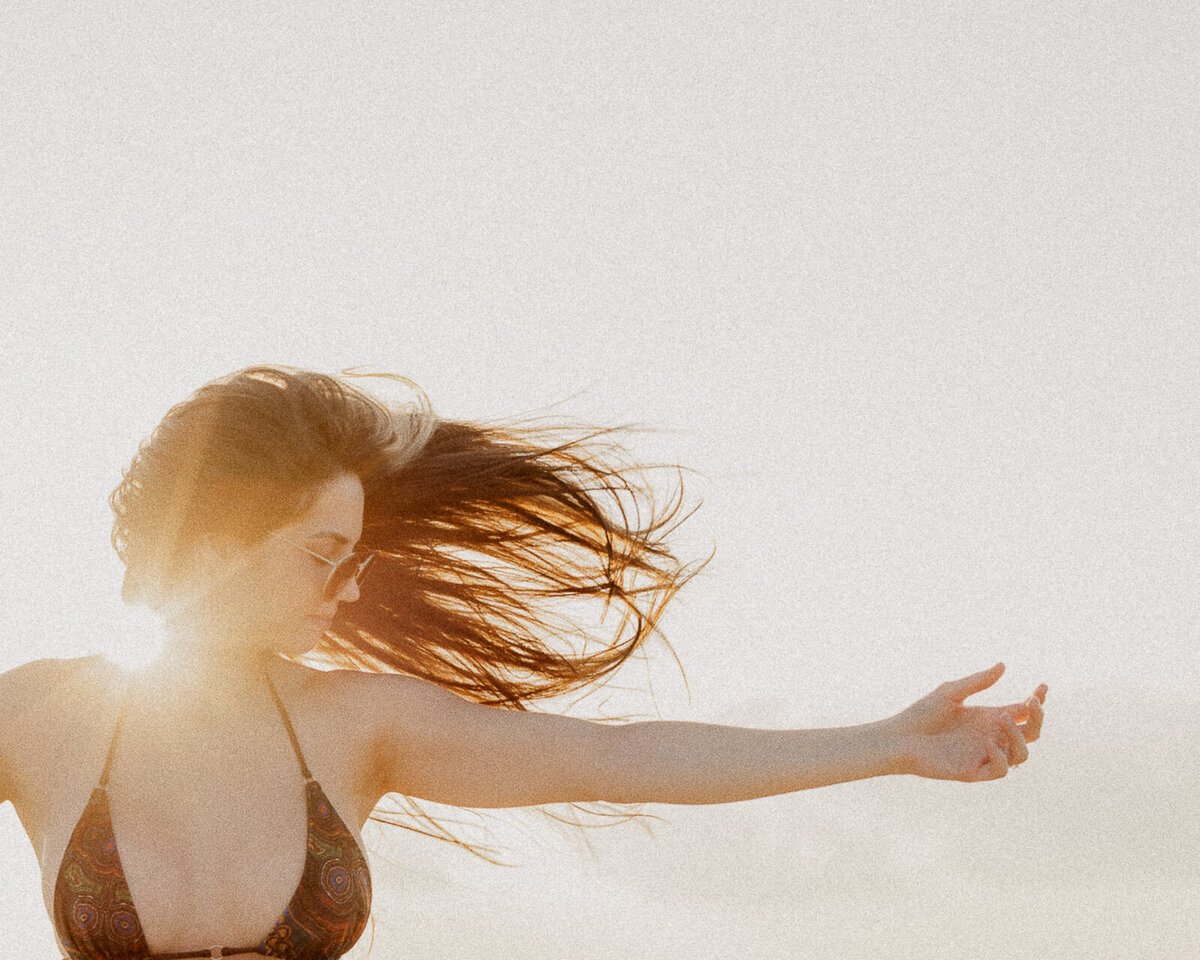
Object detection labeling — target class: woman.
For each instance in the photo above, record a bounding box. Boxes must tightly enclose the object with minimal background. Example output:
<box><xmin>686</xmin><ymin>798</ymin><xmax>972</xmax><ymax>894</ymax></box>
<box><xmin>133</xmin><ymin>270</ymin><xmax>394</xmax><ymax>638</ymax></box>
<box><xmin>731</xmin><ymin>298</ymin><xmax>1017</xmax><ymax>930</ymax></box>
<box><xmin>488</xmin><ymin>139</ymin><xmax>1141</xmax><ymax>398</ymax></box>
<box><xmin>0</xmin><ymin>365</ymin><xmax>1047</xmax><ymax>960</ymax></box>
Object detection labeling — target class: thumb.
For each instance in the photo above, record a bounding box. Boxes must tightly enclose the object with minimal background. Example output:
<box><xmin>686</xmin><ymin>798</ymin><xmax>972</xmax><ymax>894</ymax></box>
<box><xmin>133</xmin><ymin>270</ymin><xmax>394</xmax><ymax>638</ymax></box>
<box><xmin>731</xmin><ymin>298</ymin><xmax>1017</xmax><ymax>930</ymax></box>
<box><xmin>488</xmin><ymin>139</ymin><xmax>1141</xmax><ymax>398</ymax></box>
<box><xmin>943</xmin><ymin>662</ymin><xmax>1005</xmax><ymax>703</ymax></box>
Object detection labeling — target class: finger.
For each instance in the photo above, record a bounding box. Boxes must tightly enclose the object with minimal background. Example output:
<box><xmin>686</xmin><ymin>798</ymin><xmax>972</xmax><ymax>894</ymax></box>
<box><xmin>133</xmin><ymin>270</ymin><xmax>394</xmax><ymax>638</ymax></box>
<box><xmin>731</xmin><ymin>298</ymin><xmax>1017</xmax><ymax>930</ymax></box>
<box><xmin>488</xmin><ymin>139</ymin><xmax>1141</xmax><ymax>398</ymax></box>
<box><xmin>1022</xmin><ymin>693</ymin><xmax>1044</xmax><ymax>744</ymax></box>
<box><xmin>1002</xmin><ymin>714</ymin><xmax>1029</xmax><ymax>766</ymax></box>
<box><xmin>976</xmin><ymin>741</ymin><xmax>1009</xmax><ymax>781</ymax></box>
<box><xmin>1003</xmin><ymin>686</ymin><xmax>1047</xmax><ymax>727</ymax></box>
<box><xmin>943</xmin><ymin>662</ymin><xmax>1005</xmax><ymax>703</ymax></box>
<box><xmin>1002</xmin><ymin>700</ymin><xmax>1032</xmax><ymax>722</ymax></box>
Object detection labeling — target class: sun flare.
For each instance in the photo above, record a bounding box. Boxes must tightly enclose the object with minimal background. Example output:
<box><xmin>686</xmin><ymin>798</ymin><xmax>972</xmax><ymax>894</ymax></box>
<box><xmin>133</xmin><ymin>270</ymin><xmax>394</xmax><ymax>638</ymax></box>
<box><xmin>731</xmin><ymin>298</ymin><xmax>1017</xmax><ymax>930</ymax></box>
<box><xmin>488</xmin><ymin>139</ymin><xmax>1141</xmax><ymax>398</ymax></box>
<box><xmin>100</xmin><ymin>605</ymin><xmax>169</xmax><ymax>672</ymax></box>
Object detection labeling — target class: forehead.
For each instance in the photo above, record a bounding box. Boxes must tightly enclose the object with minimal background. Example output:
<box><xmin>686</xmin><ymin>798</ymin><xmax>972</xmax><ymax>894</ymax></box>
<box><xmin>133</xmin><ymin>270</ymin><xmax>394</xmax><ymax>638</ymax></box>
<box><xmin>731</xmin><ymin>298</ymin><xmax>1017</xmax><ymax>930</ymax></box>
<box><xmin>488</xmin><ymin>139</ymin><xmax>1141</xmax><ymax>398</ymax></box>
<box><xmin>287</xmin><ymin>473</ymin><xmax>364</xmax><ymax>539</ymax></box>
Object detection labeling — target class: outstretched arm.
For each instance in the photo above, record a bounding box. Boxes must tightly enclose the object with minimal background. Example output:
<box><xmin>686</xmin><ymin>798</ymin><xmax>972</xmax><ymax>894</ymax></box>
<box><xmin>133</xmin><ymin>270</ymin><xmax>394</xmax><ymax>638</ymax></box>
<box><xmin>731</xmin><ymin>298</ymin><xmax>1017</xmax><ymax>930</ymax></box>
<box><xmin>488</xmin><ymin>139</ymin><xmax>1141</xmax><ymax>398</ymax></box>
<box><xmin>364</xmin><ymin>663</ymin><xmax>1046</xmax><ymax>808</ymax></box>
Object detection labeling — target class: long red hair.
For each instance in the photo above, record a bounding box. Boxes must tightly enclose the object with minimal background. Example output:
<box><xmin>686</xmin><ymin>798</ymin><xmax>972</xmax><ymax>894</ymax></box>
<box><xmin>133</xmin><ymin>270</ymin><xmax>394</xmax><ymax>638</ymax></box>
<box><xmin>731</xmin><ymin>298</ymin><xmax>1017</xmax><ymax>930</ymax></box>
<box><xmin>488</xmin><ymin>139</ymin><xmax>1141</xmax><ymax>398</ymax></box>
<box><xmin>110</xmin><ymin>365</ymin><xmax>708</xmax><ymax>856</ymax></box>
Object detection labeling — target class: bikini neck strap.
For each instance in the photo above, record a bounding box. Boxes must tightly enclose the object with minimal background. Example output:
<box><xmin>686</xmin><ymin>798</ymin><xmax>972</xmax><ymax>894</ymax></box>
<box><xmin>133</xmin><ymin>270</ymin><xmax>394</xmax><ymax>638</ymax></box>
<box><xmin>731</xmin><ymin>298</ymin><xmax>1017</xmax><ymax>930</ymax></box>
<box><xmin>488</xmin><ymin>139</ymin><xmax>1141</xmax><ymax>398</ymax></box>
<box><xmin>98</xmin><ymin>661</ymin><xmax>315</xmax><ymax>788</ymax></box>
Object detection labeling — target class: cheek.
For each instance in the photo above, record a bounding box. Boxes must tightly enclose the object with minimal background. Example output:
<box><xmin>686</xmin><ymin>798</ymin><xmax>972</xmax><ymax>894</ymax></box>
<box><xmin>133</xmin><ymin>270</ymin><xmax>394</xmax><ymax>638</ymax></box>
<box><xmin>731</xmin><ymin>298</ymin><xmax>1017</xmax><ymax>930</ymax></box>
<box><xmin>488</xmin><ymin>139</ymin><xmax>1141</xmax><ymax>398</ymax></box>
<box><xmin>241</xmin><ymin>564</ymin><xmax>318</xmax><ymax>619</ymax></box>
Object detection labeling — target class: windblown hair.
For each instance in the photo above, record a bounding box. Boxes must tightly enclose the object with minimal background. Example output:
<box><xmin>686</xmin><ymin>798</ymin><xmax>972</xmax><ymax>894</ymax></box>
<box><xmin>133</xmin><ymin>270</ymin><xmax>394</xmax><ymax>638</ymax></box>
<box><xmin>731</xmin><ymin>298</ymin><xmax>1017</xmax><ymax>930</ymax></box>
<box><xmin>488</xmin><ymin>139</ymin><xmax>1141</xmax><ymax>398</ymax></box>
<box><xmin>111</xmin><ymin>366</ymin><xmax>434</xmax><ymax>608</ymax></box>
<box><xmin>110</xmin><ymin>365</ymin><xmax>707</xmax><ymax>855</ymax></box>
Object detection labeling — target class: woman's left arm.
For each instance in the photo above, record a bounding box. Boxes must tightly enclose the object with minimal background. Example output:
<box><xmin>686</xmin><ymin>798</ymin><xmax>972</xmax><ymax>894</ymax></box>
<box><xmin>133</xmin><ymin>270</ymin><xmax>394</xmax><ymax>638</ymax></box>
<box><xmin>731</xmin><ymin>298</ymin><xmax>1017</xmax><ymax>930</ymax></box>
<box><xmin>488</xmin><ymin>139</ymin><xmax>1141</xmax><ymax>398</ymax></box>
<box><xmin>365</xmin><ymin>662</ymin><xmax>1046</xmax><ymax>808</ymax></box>
<box><xmin>598</xmin><ymin>662</ymin><xmax>1047</xmax><ymax>803</ymax></box>
<box><xmin>594</xmin><ymin>717</ymin><xmax>902</xmax><ymax>804</ymax></box>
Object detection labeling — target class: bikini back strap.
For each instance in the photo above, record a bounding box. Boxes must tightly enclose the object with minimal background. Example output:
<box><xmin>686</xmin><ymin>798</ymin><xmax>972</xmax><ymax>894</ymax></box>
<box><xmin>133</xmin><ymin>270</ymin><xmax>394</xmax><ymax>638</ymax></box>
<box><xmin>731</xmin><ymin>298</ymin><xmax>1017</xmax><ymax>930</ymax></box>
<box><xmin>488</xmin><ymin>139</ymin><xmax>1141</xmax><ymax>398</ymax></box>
<box><xmin>265</xmin><ymin>670</ymin><xmax>314</xmax><ymax>782</ymax></box>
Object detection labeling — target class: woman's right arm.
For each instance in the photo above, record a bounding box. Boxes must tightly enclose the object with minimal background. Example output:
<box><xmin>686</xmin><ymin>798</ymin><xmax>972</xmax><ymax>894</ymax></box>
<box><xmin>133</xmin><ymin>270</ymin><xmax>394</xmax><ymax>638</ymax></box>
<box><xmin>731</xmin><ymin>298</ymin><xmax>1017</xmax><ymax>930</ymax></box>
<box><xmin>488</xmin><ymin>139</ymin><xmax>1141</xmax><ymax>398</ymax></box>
<box><xmin>0</xmin><ymin>658</ymin><xmax>67</xmax><ymax>807</ymax></box>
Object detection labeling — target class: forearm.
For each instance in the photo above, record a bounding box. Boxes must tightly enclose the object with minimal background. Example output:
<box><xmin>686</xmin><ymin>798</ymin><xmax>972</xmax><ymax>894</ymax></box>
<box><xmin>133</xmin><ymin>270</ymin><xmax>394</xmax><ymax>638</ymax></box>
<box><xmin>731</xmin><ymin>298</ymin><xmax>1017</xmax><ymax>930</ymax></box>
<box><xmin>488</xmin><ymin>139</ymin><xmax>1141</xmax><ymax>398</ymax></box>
<box><xmin>595</xmin><ymin>718</ymin><xmax>906</xmax><ymax>805</ymax></box>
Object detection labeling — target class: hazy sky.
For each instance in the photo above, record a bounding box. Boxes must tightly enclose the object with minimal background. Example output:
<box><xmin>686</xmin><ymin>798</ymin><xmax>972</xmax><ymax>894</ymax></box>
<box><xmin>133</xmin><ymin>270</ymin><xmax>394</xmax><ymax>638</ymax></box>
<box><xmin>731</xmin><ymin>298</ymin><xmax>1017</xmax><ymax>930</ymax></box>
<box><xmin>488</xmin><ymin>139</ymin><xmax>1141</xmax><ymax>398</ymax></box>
<box><xmin>1</xmin><ymin>2</ymin><xmax>1195</xmax><ymax>957</ymax></box>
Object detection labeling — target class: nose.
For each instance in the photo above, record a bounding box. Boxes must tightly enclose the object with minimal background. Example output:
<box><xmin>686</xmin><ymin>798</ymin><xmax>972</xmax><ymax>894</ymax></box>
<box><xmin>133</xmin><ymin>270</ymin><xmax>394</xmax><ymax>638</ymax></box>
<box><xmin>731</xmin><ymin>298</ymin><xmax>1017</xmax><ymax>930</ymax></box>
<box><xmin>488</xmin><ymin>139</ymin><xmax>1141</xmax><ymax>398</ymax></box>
<box><xmin>332</xmin><ymin>571</ymin><xmax>361</xmax><ymax>604</ymax></box>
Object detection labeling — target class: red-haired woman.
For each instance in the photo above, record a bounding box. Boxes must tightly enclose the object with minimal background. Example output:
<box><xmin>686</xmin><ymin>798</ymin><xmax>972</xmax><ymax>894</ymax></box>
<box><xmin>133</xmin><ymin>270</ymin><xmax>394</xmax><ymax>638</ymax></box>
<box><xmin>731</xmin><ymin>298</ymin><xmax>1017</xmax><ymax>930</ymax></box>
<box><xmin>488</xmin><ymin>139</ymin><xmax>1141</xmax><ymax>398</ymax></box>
<box><xmin>0</xmin><ymin>366</ymin><xmax>1047</xmax><ymax>960</ymax></box>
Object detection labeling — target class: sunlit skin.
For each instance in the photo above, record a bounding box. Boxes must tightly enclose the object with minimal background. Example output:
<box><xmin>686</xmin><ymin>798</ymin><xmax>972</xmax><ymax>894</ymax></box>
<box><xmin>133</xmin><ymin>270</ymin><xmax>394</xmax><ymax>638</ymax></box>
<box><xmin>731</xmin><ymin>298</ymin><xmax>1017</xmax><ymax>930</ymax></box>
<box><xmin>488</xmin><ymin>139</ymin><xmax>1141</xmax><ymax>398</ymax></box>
<box><xmin>0</xmin><ymin>470</ymin><xmax>1050</xmax><ymax>957</ymax></box>
<box><xmin>125</xmin><ymin>469</ymin><xmax>1046</xmax><ymax>797</ymax></box>
<box><xmin>885</xmin><ymin>663</ymin><xmax>1047</xmax><ymax>781</ymax></box>
<box><xmin>129</xmin><ymin>472</ymin><xmax>365</xmax><ymax>711</ymax></box>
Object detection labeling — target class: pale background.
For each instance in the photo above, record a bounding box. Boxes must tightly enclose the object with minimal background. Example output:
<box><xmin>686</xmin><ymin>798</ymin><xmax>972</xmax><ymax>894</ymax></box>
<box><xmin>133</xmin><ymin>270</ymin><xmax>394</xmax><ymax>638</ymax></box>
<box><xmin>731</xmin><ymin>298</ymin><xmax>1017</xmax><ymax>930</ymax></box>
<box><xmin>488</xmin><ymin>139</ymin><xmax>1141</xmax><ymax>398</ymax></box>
<box><xmin>1</xmin><ymin>2</ymin><xmax>1196</xmax><ymax>958</ymax></box>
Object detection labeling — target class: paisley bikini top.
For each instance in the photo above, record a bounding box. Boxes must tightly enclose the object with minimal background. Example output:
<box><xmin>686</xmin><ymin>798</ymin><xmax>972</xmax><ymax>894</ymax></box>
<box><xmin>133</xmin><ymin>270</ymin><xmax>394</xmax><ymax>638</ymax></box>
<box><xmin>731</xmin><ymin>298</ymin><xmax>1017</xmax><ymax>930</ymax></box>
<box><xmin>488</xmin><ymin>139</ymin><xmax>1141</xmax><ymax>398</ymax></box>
<box><xmin>53</xmin><ymin>671</ymin><xmax>372</xmax><ymax>960</ymax></box>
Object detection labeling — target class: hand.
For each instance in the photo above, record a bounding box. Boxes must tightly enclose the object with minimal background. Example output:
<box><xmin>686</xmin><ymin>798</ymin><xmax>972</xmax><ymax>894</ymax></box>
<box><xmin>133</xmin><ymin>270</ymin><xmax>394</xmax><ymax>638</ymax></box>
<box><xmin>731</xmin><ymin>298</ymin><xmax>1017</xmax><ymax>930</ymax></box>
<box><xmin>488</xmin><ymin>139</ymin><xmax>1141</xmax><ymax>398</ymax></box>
<box><xmin>882</xmin><ymin>663</ymin><xmax>1047</xmax><ymax>782</ymax></box>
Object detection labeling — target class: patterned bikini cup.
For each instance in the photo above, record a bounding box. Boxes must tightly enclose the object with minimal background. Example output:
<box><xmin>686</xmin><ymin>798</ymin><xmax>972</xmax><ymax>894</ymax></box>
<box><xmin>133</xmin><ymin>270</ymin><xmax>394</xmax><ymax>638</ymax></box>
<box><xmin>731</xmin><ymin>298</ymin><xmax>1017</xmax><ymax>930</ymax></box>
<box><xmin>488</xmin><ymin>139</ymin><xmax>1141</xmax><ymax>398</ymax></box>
<box><xmin>53</xmin><ymin>672</ymin><xmax>372</xmax><ymax>960</ymax></box>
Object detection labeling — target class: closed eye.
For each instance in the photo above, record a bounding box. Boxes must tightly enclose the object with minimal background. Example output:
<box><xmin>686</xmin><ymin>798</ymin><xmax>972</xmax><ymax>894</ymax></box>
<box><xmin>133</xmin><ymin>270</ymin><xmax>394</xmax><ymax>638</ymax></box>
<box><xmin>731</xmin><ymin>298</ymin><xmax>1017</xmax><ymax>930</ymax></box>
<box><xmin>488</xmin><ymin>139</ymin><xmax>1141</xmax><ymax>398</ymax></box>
<box><xmin>308</xmin><ymin>530</ymin><xmax>355</xmax><ymax>549</ymax></box>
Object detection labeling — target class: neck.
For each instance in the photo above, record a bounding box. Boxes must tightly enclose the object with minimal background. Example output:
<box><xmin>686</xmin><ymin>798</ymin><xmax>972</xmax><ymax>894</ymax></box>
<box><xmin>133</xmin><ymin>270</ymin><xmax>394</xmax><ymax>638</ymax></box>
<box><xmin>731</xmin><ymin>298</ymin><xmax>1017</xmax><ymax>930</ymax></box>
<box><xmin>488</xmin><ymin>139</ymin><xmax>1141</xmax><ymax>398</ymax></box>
<box><xmin>133</xmin><ymin>618</ymin><xmax>283</xmax><ymax>712</ymax></box>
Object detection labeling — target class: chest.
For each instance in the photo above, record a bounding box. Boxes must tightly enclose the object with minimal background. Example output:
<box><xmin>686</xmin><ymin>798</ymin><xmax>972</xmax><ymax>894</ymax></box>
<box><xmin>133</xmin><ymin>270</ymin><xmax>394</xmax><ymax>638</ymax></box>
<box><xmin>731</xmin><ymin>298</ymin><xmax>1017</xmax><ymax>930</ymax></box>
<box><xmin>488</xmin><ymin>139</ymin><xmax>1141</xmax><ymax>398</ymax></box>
<box><xmin>28</xmin><ymin>673</ymin><xmax>378</xmax><ymax>954</ymax></box>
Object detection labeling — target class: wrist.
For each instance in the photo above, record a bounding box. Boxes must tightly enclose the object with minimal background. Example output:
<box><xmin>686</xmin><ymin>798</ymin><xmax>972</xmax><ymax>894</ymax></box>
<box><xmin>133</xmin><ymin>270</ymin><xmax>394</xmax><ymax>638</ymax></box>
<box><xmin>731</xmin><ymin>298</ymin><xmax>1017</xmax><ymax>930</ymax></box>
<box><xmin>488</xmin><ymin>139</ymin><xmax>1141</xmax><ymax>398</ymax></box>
<box><xmin>864</xmin><ymin>717</ymin><xmax>916</xmax><ymax>777</ymax></box>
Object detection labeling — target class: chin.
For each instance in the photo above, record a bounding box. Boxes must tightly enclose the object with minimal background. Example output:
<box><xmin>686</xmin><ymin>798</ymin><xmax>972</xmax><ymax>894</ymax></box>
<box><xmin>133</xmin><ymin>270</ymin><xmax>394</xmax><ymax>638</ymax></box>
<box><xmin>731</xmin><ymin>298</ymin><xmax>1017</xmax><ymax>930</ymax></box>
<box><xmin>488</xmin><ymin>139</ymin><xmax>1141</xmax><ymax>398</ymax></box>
<box><xmin>265</xmin><ymin>620</ymin><xmax>325</xmax><ymax>656</ymax></box>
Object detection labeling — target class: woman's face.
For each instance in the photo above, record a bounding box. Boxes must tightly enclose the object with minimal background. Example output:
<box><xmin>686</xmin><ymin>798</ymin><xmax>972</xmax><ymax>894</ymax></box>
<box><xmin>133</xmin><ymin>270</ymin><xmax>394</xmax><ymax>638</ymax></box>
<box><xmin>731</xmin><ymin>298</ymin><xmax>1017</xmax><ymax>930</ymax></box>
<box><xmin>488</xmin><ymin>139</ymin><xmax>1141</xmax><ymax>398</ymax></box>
<box><xmin>261</xmin><ymin>471</ymin><xmax>366</xmax><ymax>650</ymax></box>
<box><xmin>197</xmin><ymin>471</ymin><xmax>367</xmax><ymax>656</ymax></box>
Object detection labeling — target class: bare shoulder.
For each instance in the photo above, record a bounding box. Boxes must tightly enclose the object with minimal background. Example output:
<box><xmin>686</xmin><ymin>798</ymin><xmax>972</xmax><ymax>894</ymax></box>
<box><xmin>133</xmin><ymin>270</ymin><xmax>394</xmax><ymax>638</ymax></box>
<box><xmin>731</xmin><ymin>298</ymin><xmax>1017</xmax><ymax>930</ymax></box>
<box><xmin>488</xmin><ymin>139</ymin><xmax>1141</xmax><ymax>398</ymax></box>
<box><xmin>0</xmin><ymin>653</ymin><xmax>117</xmax><ymax>736</ymax></box>
<box><xmin>0</xmin><ymin>654</ymin><xmax>106</xmax><ymax>714</ymax></box>
<box><xmin>287</xmin><ymin>668</ymin><xmax>463</xmax><ymax>806</ymax></box>
<box><xmin>310</xmin><ymin>668</ymin><xmax>461</xmax><ymax>731</ymax></box>
<box><xmin>0</xmin><ymin>654</ymin><xmax>72</xmax><ymax>692</ymax></box>
<box><xmin>0</xmin><ymin>655</ymin><xmax>108</xmax><ymax>804</ymax></box>
<box><xmin>277</xmin><ymin>665</ymin><xmax>457</xmax><ymax>737</ymax></box>
<box><xmin>330</xmin><ymin>669</ymin><xmax>470</xmax><ymax>724</ymax></box>
<box><xmin>328</xmin><ymin>670</ymin><xmax>474</xmax><ymax>746</ymax></box>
